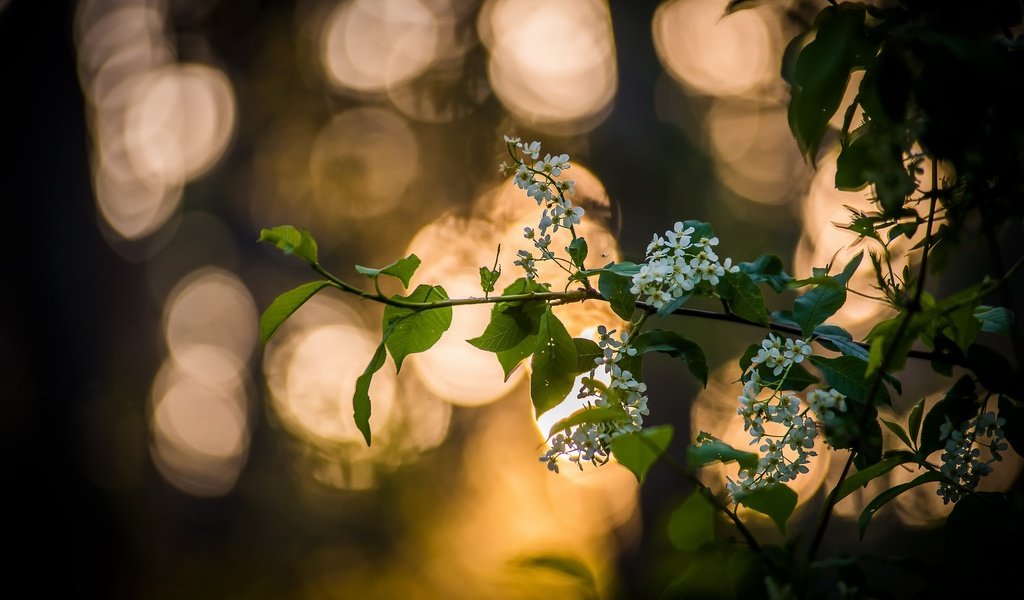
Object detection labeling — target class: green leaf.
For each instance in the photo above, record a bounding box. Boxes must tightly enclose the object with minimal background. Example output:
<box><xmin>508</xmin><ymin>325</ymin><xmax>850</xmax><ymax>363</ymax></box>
<box><xmin>573</xmin><ymin>338</ymin><xmax>602</xmax><ymax>374</ymax></box>
<box><xmin>514</xmin><ymin>554</ymin><xmax>597</xmax><ymax>600</ymax></box>
<box><xmin>756</xmin><ymin>362</ymin><xmax>819</xmax><ymax>392</ymax></box>
<box><xmin>688</xmin><ymin>433</ymin><xmax>759</xmax><ymax>471</ymax></box>
<box><xmin>259</xmin><ymin>281</ymin><xmax>331</xmax><ymax>345</ymax></box>
<box><xmin>633</xmin><ymin>330</ymin><xmax>708</xmax><ymax>387</ymax></box>
<box><xmin>479</xmin><ymin>265</ymin><xmax>501</xmax><ymax>295</ymax></box>
<box><xmin>355</xmin><ymin>254</ymin><xmax>421</xmax><ymax>288</ymax></box>
<box><xmin>598</xmin><ymin>271</ymin><xmax>637</xmax><ymax>321</ymax></box>
<box><xmin>809</xmin><ymin>355</ymin><xmax>890</xmax><ymax>406</ymax></box>
<box><xmin>907</xmin><ymin>397</ymin><xmax>925</xmax><ymax>446</ymax></box>
<box><xmin>738</xmin><ymin>254</ymin><xmax>792</xmax><ymax>293</ymax></box>
<box><xmin>468</xmin><ymin>311</ymin><xmax>533</xmax><ymax>352</ymax></box>
<box><xmin>858</xmin><ymin>472</ymin><xmax>943</xmax><ymax>538</ymax></box>
<box><xmin>656</xmin><ymin>292</ymin><xmax>692</xmax><ymax>317</ymax></box>
<box><xmin>787</xmin><ymin>6</ymin><xmax>875</xmax><ymax>161</ymax></box>
<box><xmin>920</xmin><ymin>375</ymin><xmax>978</xmax><ymax>456</ymax></box>
<box><xmin>547</xmin><ymin>405</ymin><xmax>630</xmax><ymax>439</ymax></box>
<box><xmin>566</xmin><ymin>238</ymin><xmax>588</xmax><ymax>269</ymax></box>
<box><xmin>813</xmin><ymin>324</ymin><xmax>870</xmax><ymax>362</ymax></box>
<box><xmin>667</xmin><ymin>492</ymin><xmax>715</xmax><ymax>552</ymax></box>
<box><xmin>881</xmin><ymin>419</ymin><xmax>913</xmax><ymax>449</ymax></box>
<box><xmin>716</xmin><ymin>270</ymin><xmax>770</xmax><ymax>326</ymax></box>
<box><xmin>739</xmin><ymin>484</ymin><xmax>798</xmax><ymax>534</ymax></box>
<box><xmin>353</xmin><ymin>342</ymin><xmax>388</xmax><ymax>446</ymax></box>
<box><xmin>382</xmin><ymin>285</ymin><xmax>452</xmax><ymax>372</ymax></box>
<box><xmin>577</xmin><ymin>261</ymin><xmax>642</xmax><ymax>278</ymax></box>
<box><xmin>531</xmin><ymin>309</ymin><xmax>578</xmax><ymax>417</ymax></box>
<box><xmin>611</xmin><ymin>425</ymin><xmax>674</xmax><ymax>483</ymax></box>
<box><xmin>834</xmin><ymin>451</ymin><xmax>915</xmax><ymax>503</ymax></box>
<box><xmin>974</xmin><ymin>305</ymin><xmax>1013</xmax><ymax>334</ymax></box>
<box><xmin>793</xmin><ymin>278</ymin><xmax>847</xmax><ymax>338</ymax></box>
<box><xmin>496</xmin><ymin>336</ymin><xmax>539</xmax><ymax>381</ymax></box>
<box><xmin>259</xmin><ymin>225</ymin><xmax>319</xmax><ymax>265</ymax></box>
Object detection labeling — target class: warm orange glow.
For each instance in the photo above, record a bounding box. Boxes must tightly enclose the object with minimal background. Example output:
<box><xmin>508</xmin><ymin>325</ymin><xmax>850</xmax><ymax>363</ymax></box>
<box><xmin>309</xmin><ymin>106</ymin><xmax>419</xmax><ymax>220</ymax></box>
<box><xmin>653</xmin><ymin>0</ymin><xmax>779</xmax><ymax>98</ymax></box>
<box><xmin>321</xmin><ymin>0</ymin><xmax>447</xmax><ymax>93</ymax></box>
<box><xmin>262</xmin><ymin>295</ymin><xmax>453</xmax><ymax>488</ymax></box>
<box><xmin>480</xmin><ymin>0</ymin><xmax>617</xmax><ymax>134</ymax></box>
<box><xmin>163</xmin><ymin>267</ymin><xmax>258</xmax><ymax>366</ymax></box>
<box><xmin>401</xmin><ymin>212</ymin><xmax>512</xmax><ymax>404</ymax></box>
<box><xmin>150</xmin><ymin>358</ymin><xmax>250</xmax><ymax>497</ymax></box>
<box><xmin>270</xmin><ymin>323</ymin><xmax>399</xmax><ymax>444</ymax></box>
<box><xmin>77</xmin><ymin>3</ymin><xmax>236</xmax><ymax>241</ymax></box>
<box><xmin>123</xmin><ymin>64</ymin><xmax>236</xmax><ymax>185</ymax></box>
<box><xmin>794</xmin><ymin>150</ymin><xmax>894</xmax><ymax>334</ymax></box>
<box><xmin>707</xmin><ymin>101</ymin><xmax>807</xmax><ymax>205</ymax></box>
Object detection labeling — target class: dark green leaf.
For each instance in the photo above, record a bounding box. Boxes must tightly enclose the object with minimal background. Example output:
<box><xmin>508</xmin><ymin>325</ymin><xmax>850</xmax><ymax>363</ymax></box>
<box><xmin>382</xmin><ymin>285</ymin><xmax>452</xmax><ymax>372</ymax></box>
<box><xmin>757</xmin><ymin>361</ymin><xmax>819</xmax><ymax>392</ymax></box>
<box><xmin>716</xmin><ymin>270</ymin><xmax>770</xmax><ymax>326</ymax></box>
<box><xmin>881</xmin><ymin>419</ymin><xmax>913</xmax><ymax>449</ymax></box>
<box><xmin>858</xmin><ymin>472</ymin><xmax>943</xmax><ymax>538</ymax></box>
<box><xmin>259</xmin><ymin>225</ymin><xmax>319</xmax><ymax>265</ymax></box>
<box><xmin>813</xmin><ymin>324</ymin><xmax>869</xmax><ymax>362</ymax></box>
<box><xmin>355</xmin><ymin>254</ymin><xmax>421</xmax><ymax>288</ymax></box>
<box><xmin>260</xmin><ymin>281</ymin><xmax>331</xmax><ymax>345</ymax></box>
<box><xmin>854</xmin><ymin>418</ymin><xmax>884</xmax><ymax>470</ymax></box>
<box><xmin>633</xmin><ymin>330</ymin><xmax>708</xmax><ymax>387</ymax></box>
<box><xmin>667</xmin><ymin>492</ymin><xmax>715</xmax><ymax>552</ymax></box>
<box><xmin>566</xmin><ymin>238</ymin><xmax>588</xmax><ymax>270</ymax></box>
<box><xmin>496</xmin><ymin>335</ymin><xmax>539</xmax><ymax>382</ymax></box>
<box><xmin>835</xmin><ymin>451</ymin><xmax>915</xmax><ymax>503</ymax></box>
<box><xmin>531</xmin><ymin>309</ymin><xmax>578</xmax><ymax>417</ymax></box>
<box><xmin>836</xmin><ymin>127</ymin><xmax>875</xmax><ymax>190</ymax></box>
<box><xmin>577</xmin><ymin>261</ymin><xmax>642</xmax><ymax>278</ymax></box>
<box><xmin>656</xmin><ymin>292</ymin><xmax>691</xmax><ymax>317</ymax></box>
<box><xmin>974</xmin><ymin>305</ymin><xmax>1014</xmax><ymax>334</ymax></box>
<box><xmin>547</xmin><ymin>405</ymin><xmax>630</xmax><ymax>439</ymax></box>
<box><xmin>739</xmin><ymin>342</ymin><xmax>761</xmax><ymax>372</ymax></box>
<box><xmin>907</xmin><ymin>397</ymin><xmax>925</xmax><ymax>446</ymax></box>
<box><xmin>738</xmin><ymin>254</ymin><xmax>792</xmax><ymax>293</ymax></box>
<box><xmin>598</xmin><ymin>272</ymin><xmax>637</xmax><ymax>321</ymax></box>
<box><xmin>739</xmin><ymin>484</ymin><xmax>798</xmax><ymax>534</ymax></box>
<box><xmin>688</xmin><ymin>432</ymin><xmax>759</xmax><ymax>471</ymax></box>
<box><xmin>573</xmin><ymin>338</ymin><xmax>602</xmax><ymax>374</ymax></box>
<box><xmin>835</xmin><ymin>251</ymin><xmax>864</xmax><ymax>286</ymax></box>
<box><xmin>793</xmin><ymin>278</ymin><xmax>846</xmax><ymax>338</ymax></box>
<box><xmin>353</xmin><ymin>342</ymin><xmax>388</xmax><ymax>446</ymax></box>
<box><xmin>809</xmin><ymin>355</ymin><xmax>890</xmax><ymax>406</ymax></box>
<box><xmin>920</xmin><ymin>375</ymin><xmax>978</xmax><ymax>456</ymax></box>
<box><xmin>611</xmin><ymin>425</ymin><xmax>673</xmax><ymax>483</ymax></box>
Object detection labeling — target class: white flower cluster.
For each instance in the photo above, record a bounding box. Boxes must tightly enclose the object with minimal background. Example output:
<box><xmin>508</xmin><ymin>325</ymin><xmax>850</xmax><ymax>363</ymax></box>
<box><xmin>540</xmin><ymin>326</ymin><xmax>650</xmax><ymax>473</ymax></box>
<box><xmin>936</xmin><ymin>411</ymin><xmax>1008</xmax><ymax>504</ymax></box>
<box><xmin>751</xmin><ymin>333</ymin><xmax>812</xmax><ymax>376</ymax></box>
<box><xmin>726</xmin><ymin>336</ymin><xmax>847</xmax><ymax>500</ymax></box>
<box><xmin>502</xmin><ymin>136</ymin><xmax>581</xmax><ymax>280</ymax></box>
<box><xmin>630</xmin><ymin>222</ymin><xmax>739</xmax><ymax>310</ymax></box>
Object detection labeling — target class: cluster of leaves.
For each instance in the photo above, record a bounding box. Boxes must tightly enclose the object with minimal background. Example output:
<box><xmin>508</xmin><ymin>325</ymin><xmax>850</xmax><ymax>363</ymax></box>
<box><xmin>254</xmin><ymin>1</ymin><xmax>1024</xmax><ymax>595</ymax></box>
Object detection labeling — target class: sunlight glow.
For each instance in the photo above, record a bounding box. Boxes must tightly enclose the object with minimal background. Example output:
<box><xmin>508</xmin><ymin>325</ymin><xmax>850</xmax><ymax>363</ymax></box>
<box><xmin>321</xmin><ymin>0</ymin><xmax>447</xmax><ymax>93</ymax></box>
<box><xmin>653</xmin><ymin>0</ymin><xmax>779</xmax><ymax>98</ymax></box>
<box><xmin>481</xmin><ymin>0</ymin><xmax>616</xmax><ymax>133</ymax></box>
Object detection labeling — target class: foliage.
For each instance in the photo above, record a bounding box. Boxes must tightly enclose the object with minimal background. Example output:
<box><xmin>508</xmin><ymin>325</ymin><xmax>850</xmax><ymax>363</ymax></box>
<box><xmin>257</xmin><ymin>1</ymin><xmax>1024</xmax><ymax>596</ymax></box>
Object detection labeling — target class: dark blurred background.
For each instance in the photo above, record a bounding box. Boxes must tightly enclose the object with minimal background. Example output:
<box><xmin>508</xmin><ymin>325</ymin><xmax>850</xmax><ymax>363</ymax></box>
<box><xmin>4</xmin><ymin>0</ymin><xmax>1021</xmax><ymax>597</ymax></box>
